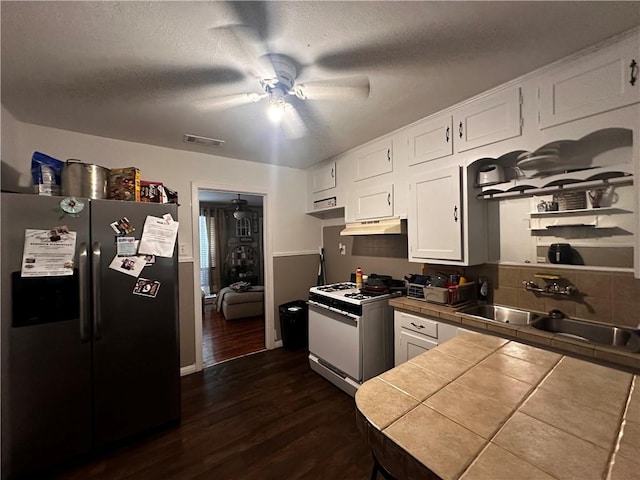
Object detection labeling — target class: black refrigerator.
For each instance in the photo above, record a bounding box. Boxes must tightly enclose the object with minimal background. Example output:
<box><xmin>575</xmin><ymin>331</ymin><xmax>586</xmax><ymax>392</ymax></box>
<box><xmin>1</xmin><ymin>193</ymin><xmax>181</xmax><ymax>478</ymax></box>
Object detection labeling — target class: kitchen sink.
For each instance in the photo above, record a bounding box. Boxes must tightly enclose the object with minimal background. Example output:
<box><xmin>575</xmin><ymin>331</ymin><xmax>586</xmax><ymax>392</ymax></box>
<box><xmin>531</xmin><ymin>316</ymin><xmax>640</xmax><ymax>351</ymax></box>
<box><xmin>458</xmin><ymin>304</ymin><xmax>541</xmax><ymax>326</ymax></box>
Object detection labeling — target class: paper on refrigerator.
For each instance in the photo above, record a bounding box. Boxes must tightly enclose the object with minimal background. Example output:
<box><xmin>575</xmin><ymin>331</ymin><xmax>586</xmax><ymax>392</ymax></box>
<box><xmin>21</xmin><ymin>228</ymin><xmax>77</xmax><ymax>277</ymax></box>
<box><xmin>108</xmin><ymin>254</ymin><xmax>147</xmax><ymax>278</ymax></box>
<box><xmin>137</xmin><ymin>215</ymin><xmax>179</xmax><ymax>258</ymax></box>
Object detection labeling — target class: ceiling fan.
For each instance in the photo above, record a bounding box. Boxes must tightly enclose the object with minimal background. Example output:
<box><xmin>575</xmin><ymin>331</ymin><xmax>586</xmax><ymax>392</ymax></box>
<box><xmin>230</xmin><ymin>194</ymin><xmax>248</xmax><ymax>220</ymax></box>
<box><xmin>201</xmin><ymin>25</ymin><xmax>371</xmax><ymax>138</ymax></box>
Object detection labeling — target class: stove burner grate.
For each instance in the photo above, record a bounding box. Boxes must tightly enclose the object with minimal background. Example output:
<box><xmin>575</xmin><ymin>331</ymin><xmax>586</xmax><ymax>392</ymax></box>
<box><xmin>317</xmin><ymin>282</ymin><xmax>356</xmax><ymax>292</ymax></box>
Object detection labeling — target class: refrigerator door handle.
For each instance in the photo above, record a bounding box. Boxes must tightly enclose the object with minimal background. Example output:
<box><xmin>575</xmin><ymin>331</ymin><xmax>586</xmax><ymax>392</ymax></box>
<box><xmin>79</xmin><ymin>243</ymin><xmax>90</xmax><ymax>342</ymax></box>
<box><xmin>92</xmin><ymin>242</ymin><xmax>102</xmax><ymax>340</ymax></box>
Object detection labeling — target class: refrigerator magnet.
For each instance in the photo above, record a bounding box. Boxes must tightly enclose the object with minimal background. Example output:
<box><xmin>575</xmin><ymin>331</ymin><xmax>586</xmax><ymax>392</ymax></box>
<box><xmin>59</xmin><ymin>197</ymin><xmax>85</xmax><ymax>215</ymax></box>
<box><xmin>132</xmin><ymin>278</ymin><xmax>160</xmax><ymax>298</ymax></box>
<box><xmin>116</xmin><ymin>236</ymin><xmax>137</xmax><ymax>256</ymax></box>
<box><xmin>110</xmin><ymin>217</ymin><xmax>135</xmax><ymax>235</ymax></box>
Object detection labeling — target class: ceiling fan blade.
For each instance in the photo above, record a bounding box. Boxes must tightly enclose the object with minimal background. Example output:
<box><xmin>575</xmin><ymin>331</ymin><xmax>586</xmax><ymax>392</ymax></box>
<box><xmin>197</xmin><ymin>92</ymin><xmax>266</xmax><ymax>111</ymax></box>
<box><xmin>282</xmin><ymin>104</ymin><xmax>308</xmax><ymax>139</ymax></box>
<box><xmin>216</xmin><ymin>24</ymin><xmax>277</xmax><ymax>80</ymax></box>
<box><xmin>293</xmin><ymin>76</ymin><xmax>370</xmax><ymax>101</ymax></box>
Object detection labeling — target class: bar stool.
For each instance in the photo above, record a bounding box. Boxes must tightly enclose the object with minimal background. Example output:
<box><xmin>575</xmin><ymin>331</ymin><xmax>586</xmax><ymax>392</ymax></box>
<box><xmin>371</xmin><ymin>453</ymin><xmax>397</xmax><ymax>480</ymax></box>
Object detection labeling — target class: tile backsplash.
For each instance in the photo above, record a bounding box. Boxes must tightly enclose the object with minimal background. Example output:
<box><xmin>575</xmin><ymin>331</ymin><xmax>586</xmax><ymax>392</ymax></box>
<box><xmin>464</xmin><ymin>265</ymin><xmax>640</xmax><ymax>329</ymax></box>
<box><xmin>323</xmin><ymin>224</ymin><xmax>639</xmax><ymax>329</ymax></box>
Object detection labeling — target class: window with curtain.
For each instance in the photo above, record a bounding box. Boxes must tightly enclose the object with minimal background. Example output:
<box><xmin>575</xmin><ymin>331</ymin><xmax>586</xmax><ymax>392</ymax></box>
<box><xmin>199</xmin><ymin>208</ymin><xmax>218</xmax><ymax>295</ymax></box>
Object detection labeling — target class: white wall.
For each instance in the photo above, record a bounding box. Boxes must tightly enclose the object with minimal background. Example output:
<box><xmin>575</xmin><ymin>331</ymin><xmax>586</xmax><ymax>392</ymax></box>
<box><xmin>1</xmin><ymin>106</ymin><xmax>323</xmax><ymax>369</ymax></box>
<box><xmin>1</xmin><ymin>106</ymin><xmax>321</xmax><ymax>256</ymax></box>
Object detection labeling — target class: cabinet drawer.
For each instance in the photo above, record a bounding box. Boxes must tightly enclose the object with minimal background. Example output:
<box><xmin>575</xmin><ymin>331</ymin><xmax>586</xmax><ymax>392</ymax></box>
<box><xmin>396</xmin><ymin>311</ymin><xmax>438</xmax><ymax>338</ymax></box>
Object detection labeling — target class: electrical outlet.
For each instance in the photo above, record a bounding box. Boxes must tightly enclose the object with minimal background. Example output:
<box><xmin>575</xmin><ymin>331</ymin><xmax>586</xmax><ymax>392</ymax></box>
<box><xmin>179</xmin><ymin>243</ymin><xmax>187</xmax><ymax>255</ymax></box>
<box><xmin>339</xmin><ymin>243</ymin><xmax>346</xmax><ymax>255</ymax></box>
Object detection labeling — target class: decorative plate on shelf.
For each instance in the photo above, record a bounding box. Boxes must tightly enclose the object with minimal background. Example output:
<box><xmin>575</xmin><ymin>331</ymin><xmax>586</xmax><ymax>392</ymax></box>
<box><xmin>516</xmin><ymin>149</ymin><xmax>561</xmax><ymax>173</ymax></box>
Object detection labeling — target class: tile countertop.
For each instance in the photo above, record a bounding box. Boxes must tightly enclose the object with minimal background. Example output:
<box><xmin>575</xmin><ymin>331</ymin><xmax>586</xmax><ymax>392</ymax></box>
<box><xmin>389</xmin><ymin>297</ymin><xmax>640</xmax><ymax>373</ymax></box>
<box><xmin>355</xmin><ymin>333</ymin><xmax>640</xmax><ymax>480</ymax></box>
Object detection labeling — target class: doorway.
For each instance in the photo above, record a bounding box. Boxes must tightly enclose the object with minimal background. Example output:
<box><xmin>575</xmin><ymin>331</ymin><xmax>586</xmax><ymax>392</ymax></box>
<box><xmin>197</xmin><ymin>189</ymin><xmax>266</xmax><ymax>367</ymax></box>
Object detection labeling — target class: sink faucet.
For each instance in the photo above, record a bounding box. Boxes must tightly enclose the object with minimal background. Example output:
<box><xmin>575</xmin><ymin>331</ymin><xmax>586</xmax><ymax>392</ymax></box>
<box><xmin>523</xmin><ymin>275</ymin><xmax>579</xmax><ymax>296</ymax></box>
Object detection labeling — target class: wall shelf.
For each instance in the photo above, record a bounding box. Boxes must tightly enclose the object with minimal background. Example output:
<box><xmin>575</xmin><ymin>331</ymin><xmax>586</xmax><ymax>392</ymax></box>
<box><xmin>529</xmin><ymin>207</ymin><xmax>631</xmax><ymax>217</ymax></box>
<box><xmin>478</xmin><ymin>172</ymin><xmax>633</xmax><ymax>200</ymax></box>
<box><xmin>305</xmin><ymin>206</ymin><xmax>345</xmax><ymax>219</ymax></box>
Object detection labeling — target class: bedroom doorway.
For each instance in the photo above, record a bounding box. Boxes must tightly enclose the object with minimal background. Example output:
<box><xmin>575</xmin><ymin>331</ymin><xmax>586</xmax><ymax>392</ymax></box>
<box><xmin>198</xmin><ymin>190</ymin><xmax>266</xmax><ymax>367</ymax></box>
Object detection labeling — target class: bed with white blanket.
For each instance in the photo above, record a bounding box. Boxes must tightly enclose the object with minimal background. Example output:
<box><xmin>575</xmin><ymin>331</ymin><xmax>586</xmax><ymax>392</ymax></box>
<box><xmin>216</xmin><ymin>285</ymin><xmax>264</xmax><ymax>320</ymax></box>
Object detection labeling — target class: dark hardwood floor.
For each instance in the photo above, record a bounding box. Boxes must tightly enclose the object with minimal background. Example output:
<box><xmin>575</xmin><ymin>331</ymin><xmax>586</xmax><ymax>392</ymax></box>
<box><xmin>52</xmin><ymin>348</ymin><xmax>372</xmax><ymax>480</ymax></box>
<box><xmin>203</xmin><ymin>303</ymin><xmax>265</xmax><ymax>367</ymax></box>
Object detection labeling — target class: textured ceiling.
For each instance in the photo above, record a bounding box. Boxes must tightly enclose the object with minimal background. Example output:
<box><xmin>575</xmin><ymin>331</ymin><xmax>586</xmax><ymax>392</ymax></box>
<box><xmin>2</xmin><ymin>1</ymin><xmax>639</xmax><ymax>170</ymax></box>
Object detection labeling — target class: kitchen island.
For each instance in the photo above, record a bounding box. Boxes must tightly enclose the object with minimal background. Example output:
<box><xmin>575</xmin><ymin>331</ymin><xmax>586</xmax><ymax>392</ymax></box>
<box><xmin>355</xmin><ymin>333</ymin><xmax>639</xmax><ymax>480</ymax></box>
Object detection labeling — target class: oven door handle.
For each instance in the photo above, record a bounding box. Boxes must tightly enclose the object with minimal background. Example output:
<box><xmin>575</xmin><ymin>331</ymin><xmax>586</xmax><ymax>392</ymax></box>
<box><xmin>308</xmin><ymin>300</ymin><xmax>360</xmax><ymax>321</ymax></box>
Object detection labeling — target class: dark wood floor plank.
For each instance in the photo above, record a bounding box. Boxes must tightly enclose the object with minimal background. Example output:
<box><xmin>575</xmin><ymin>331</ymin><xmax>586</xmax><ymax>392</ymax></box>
<box><xmin>52</xmin><ymin>348</ymin><xmax>371</xmax><ymax>480</ymax></box>
<box><xmin>202</xmin><ymin>304</ymin><xmax>265</xmax><ymax>367</ymax></box>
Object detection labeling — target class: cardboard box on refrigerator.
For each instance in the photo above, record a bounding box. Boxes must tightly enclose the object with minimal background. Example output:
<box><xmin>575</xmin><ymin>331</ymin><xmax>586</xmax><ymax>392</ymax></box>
<box><xmin>108</xmin><ymin>167</ymin><xmax>140</xmax><ymax>201</ymax></box>
<box><xmin>140</xmin><ymin>180</ymin><xmax>165</xmax><ymax>203</ymax></box>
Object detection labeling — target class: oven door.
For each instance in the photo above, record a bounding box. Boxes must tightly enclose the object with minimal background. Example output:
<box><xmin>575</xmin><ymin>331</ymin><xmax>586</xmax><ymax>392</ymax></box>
<box><xmin>308</xmin><ymin>304</ymin><xmax>361</xmax><ymax>381</ymax></box>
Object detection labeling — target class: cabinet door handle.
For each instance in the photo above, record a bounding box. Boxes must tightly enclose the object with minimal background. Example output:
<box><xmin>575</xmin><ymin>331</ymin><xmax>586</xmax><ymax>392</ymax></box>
<box><xmin>459</xmin><ymin>121</ymin><xmax>463</xmax><ymax>139</ymax></box>
<box><xmin>387</xmin><ymin>148</ymin><xmax>391</xmax><ymax>162</ymax></box>
<box><xmin>453</xmin><ymin>206</ymin><xmax>458</xmax><ymax>222</ymax></box>
<box><xmin>630</xmin><ymin>59</ymin><xmax>638</xmax><ymax>86</ymax></box>
<box><xmin>331</xmin><ymin>167</ymin><xmax>334</xmax><ymax>178</ymax></box>
<box><xmin>387</xmin><ymin>193</ymin><xmax>391</xmax><ymax>206</ymax></box>
<box><xmin>410</xmin><ymin>322</ymin><xmax>425</xmax><ymax>329</ymax></box>
<box><xmin>445</xmin><ymin>126</ymin><xmax>450</xmax><ymax>143</ymax></box>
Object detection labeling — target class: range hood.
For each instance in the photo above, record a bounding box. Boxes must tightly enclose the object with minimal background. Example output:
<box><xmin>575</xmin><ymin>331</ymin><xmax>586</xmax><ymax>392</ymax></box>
<box><xmin>340</xmin><ymin>218</ymin><xmax>406</xmax><ymax>236</ymax></box>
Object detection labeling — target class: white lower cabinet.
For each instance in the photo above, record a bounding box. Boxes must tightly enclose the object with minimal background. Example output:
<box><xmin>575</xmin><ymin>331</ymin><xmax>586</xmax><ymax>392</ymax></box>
<box><xmin>394</xmin><ymin>311</ymin><xmax>460</xmax><ymax>366</ymax></box>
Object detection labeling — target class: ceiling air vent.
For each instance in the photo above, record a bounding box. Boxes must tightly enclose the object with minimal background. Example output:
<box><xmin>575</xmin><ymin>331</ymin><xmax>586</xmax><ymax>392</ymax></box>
<box><xmin>183</xmin><ymin>134</ymin><xmax>225</xmax><ymax>147</ymax></box>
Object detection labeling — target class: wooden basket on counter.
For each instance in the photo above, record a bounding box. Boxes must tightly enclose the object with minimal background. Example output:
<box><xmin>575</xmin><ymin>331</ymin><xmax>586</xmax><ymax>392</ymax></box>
<box><xmin>407</xmin><ymin>282</ymin><xmax>475</xmax><ymax>306</ymax></box>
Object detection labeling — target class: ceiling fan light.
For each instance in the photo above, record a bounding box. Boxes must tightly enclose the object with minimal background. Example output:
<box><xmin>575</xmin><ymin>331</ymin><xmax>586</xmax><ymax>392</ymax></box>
<box><xmin>233</xmin><ymin>210</ymin><xmax>247</xmax><ymax>220</ymax></box>
<box><xmin>267</xmin><ymin>101</ymin><xmax>285</xmax><ymax>123</ymax></box>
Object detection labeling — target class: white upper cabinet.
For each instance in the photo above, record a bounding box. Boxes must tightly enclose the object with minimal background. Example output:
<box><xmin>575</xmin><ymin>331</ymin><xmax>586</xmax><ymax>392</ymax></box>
<box><xmin>538</xmin><ymin>33</ymin><xmax>640</xmax><ymax>129</ymax></box>
<box><xmin>354</xmin><ymin>137</ymin><xmax>393</xmax><ymax>181</ymax></box>
<box><xmin>408</xmin><ymin>166</ymin><xmax>462</xmax><ymax>262</ymax></box>
<box><xmin>310</xmin><ymin>161</ymin><xmax>336</xmax><ymax>193</ymax></box>
<box><xmin>351</xmin><ymin>183</ymin><xmax>394</xmax><ymax>221</ymax></box>
<box><xmin>406</xmin><ymin>113</ymin><xmax>454</xmax><ymax>166</ymax></box>
<box><xmin>453</xmin><ymin>86</ymin><xmax>522</xmax><ymax>153</ymax></box>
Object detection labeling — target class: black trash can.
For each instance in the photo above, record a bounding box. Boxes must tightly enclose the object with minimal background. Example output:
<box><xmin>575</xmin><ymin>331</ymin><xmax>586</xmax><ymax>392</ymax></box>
<box><xmin>279</xmin><ymin>300</ymin><xmax>309</xmax><ymax>351</ymax></box>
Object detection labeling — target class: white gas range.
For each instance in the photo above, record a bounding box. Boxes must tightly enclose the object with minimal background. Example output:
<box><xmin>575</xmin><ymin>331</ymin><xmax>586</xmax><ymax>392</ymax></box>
<box><xmin>307</xmin><ymin>282</ymin><xmax>399</xmax><ymax>396</ymax></box>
